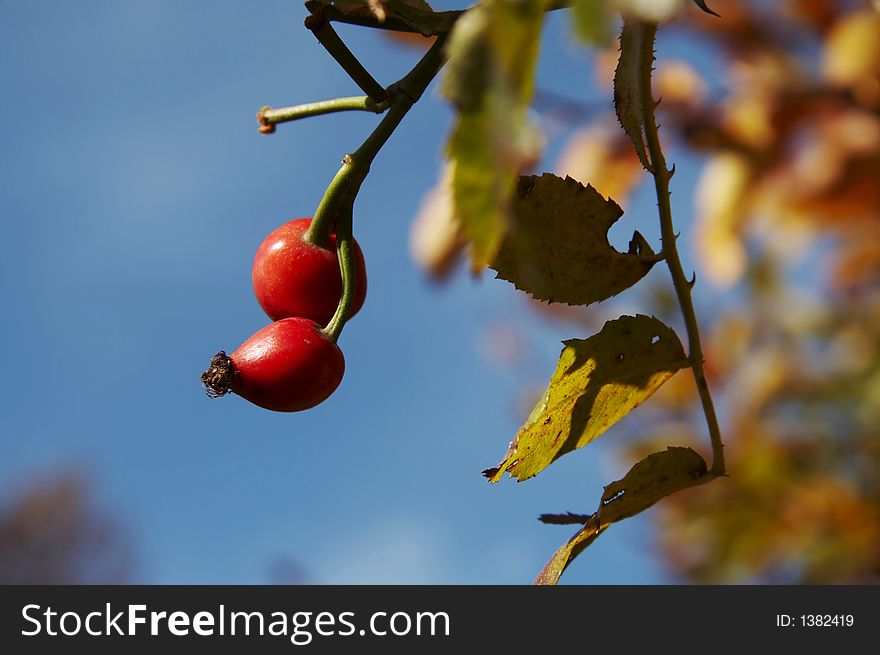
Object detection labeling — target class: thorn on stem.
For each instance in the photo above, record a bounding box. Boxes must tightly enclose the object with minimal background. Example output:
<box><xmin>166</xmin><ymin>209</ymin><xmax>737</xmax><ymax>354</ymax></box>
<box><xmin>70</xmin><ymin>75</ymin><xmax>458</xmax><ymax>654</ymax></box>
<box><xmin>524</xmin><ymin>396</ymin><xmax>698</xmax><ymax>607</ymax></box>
<box><xmin>669</xmin><ymin>163</ymin><xmax>676</xmax><ymax>177</ymax></box>
<box><xmin>687</xmin><ymin>271</ymin><xmax>697</xmax><ymax>289</ymax></box>
<box><xmin>693</xmin><ymin>0</ymin><xmax>721</xmax><ymax>18</ymax></box>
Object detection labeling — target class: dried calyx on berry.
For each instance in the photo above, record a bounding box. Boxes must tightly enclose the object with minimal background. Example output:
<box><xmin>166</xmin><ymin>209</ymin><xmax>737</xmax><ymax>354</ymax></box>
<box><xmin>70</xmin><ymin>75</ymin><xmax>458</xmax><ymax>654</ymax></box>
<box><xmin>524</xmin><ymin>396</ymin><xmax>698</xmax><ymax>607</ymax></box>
<box><xmin>201</xmin><ymin>351</ymin><xmax>237</xmax><ymax>398</ymax></box>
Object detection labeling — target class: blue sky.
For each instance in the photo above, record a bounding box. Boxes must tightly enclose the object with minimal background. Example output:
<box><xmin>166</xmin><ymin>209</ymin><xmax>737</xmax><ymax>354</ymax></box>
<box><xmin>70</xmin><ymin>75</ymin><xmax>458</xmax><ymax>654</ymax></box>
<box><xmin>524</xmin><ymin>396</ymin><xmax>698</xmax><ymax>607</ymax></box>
<box><xmin>0</xmin><ymin>1</ymin><xmax>721</xmax><ymax>584</ymax></box>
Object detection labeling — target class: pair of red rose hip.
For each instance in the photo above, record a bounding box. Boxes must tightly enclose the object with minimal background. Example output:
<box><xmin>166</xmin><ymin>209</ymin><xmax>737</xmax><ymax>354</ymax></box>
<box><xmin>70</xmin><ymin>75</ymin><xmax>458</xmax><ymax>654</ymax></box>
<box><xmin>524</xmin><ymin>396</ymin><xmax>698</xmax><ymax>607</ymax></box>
<box><xmin>202</xmin><ymin>218</ymin><xmax>366</xmax><ymax>412</ymax></box>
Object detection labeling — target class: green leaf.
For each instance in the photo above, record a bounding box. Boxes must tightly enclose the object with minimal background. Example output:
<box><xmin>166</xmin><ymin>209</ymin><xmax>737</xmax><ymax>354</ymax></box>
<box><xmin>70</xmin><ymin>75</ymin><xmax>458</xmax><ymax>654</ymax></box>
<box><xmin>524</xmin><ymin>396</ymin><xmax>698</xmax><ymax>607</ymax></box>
<box><xmin>613</xmin><ymin>18</ymin><xmax>656</xmax><ymax>170</ymax></box>
<box><xmin>484</xmin><ymin>315</ymin><xmax>688</xmax><ymax>483</ymax></box>
<box><xmin>490</xmin><ymin>173</ymin><xmax>660</xmax><ymax>305</ymax></box>
<box><xmin>443</xmin><ymin>0</ymin><xmax>550</xmax><ymax>269</ymax></box>
<box><xmin>448</xmin><ymin>111</ymin><xmax>517</xmax><ymax>268</ymax></box>
<box><xmin>441</xmin><ymin>7</ymin><xmax>491</xmax><ymax>113</ymax></box>
<box><xmin>534</xmin><ymin>447</ymin><xmax>708</xmax><ymax>584</ymax></box>
<box><xmin>570</xmin><ymin>0</ymin><xmax>613</xmax><ymax>46</ymax></box>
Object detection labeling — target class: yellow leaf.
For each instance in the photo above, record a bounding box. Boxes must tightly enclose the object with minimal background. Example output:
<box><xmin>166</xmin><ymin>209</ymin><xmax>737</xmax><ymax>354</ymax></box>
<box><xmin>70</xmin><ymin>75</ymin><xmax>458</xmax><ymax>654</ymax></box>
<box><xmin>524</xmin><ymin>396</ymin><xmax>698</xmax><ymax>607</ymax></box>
<box><xmin>693</xmin><ymin>153</ymin><xmax>752</xmax><ymax>288</ymax></box>
<box><xmin>598</xmin><ymin>446</ymin><xmax>708</xmax><ymax>523</ymax></box>
<box><xmin>485</xmin><ymin>315</ymin><xmax>688</xmax><ymax>483</ymax></box>
<box><xmin>654</xmin><ymin>60</ymin><xmax>707</xmax><ymax>108</ymax></box>
<box><xmin>554</xmin><ymin>124</ymin><xmax>643</xmax><ymax>208</ymax></box>
<box><xmin>533</xmin><ymin>515</ymin><xmax>606</xmax><ymax>585</ymax></box>
<box><xmin>822</xmin><ymin>10</ymin><xmax>880</xmax><ymax>105</ymax></box>
<box><xmin>535</xmin><ymin>447</ymin><xmax>708</xmax><ymax>584</ymax></box>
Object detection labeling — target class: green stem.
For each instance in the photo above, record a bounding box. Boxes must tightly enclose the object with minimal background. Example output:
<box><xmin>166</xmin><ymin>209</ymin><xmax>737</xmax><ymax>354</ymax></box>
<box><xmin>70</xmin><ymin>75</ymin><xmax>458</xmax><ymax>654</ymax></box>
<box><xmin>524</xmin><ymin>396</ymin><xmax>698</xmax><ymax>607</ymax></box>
<box><xmin>640</xmin><ymin>28</ymin><xmax>726</xmax><ymax>476</ymax></box>
<box><xmin>306</xmin><ymin>10</ymin><xmax>388</xmax><ymax>103</ymax></box>
<box><xmin>258</xmin><ymin>96</ymin><xmax>388</xmax><ymax>132</ymax></box>
<box><xmin>305</xmin><ymin>155</ymin><xmax>355</xmax><ymax>248</ymax></box>
<box><xmin>323</xmin><ymin>198</ymin><xmax>356</xmax><ymax>342</ymax></box>
<box><xmin>309</xmin><ymin>34</ymin><xmax>449</xmax><ymax>340</ymax></box>
<box><xmin>304</xmin><ymin>33</ymin><xmax>448</xmax><ymax>248</ymax></box>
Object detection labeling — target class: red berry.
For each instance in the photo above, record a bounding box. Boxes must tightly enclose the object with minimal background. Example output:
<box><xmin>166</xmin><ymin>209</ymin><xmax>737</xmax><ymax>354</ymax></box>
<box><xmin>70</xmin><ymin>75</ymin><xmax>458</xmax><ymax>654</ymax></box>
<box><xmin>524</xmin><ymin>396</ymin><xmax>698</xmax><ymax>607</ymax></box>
<box><xmin>252</xmin><ymin>218</ymin><xmax>367</xmax><ymax>325</ymax></box>
<box><xmin>201</xmin><ymin>318</ymin><xmax>344</xmax><ymax>412</ymax></box>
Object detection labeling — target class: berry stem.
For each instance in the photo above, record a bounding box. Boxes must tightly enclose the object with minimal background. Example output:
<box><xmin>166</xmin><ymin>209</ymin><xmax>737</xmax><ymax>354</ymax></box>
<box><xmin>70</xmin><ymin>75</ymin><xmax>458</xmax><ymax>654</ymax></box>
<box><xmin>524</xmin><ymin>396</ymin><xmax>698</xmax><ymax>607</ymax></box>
<box><xmin>306</xmin><ymin>33</ymin><xmax>449</xmax><ymax>338</ymax></box>
<box><xmin>304</xmin><ymin>33</ymin><xmax>448</xmax><ymax>247</ymax></box>
<box><xmin>257</xmin><ymin>96</ymin><xmax>389</xmax><ymax>133</ymax></box>
<box><xmin>322</xmin><ymin>198</ymin><xmax>356</xmax><ymax>342</ymax></box>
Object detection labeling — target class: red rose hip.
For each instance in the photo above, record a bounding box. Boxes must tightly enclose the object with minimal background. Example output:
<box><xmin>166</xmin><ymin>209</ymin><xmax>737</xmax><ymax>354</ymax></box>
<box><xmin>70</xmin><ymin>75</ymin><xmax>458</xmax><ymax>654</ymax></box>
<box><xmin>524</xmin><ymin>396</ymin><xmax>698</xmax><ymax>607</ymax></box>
<box><xmin>201</xmin><ymin>318</ymin><xmax>345</xmax><ymax>412</ymax></box>
<box><xmin>252</xmin><ymin>218</ymin><xmax>367</xmax><ymax>325</ymax></box>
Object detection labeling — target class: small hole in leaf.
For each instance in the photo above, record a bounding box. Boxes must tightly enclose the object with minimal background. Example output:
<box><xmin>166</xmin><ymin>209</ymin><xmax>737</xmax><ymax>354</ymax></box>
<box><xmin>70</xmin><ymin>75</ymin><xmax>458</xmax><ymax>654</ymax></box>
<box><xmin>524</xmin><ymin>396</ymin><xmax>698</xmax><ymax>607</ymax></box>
<box><xmin>651</xmin><ymin>335</ymin><xmax>661</xmax><ymax>345</ymax></box>
<box><xmin>616</xmin><ymin>353</ymin><xmax>625</xmax><ymax>362</ymax></box>
<box><xmin>602</xmin><ymin>489</ymin><xmax>626</xmax><ymax>505</ymax></box>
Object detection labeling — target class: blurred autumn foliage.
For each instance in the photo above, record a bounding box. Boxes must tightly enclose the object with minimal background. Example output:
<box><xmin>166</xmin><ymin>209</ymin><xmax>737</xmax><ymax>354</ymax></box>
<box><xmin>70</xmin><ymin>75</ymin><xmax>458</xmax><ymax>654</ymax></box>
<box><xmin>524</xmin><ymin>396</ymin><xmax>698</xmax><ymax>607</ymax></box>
<box><xmin>0</xmin><ymin>472</ymin><xmax>133</xmax><ymax>584</ymax></box>
<box><xmin>412</xmin><ymin>0</ymin><xmax>880</xmax><ymax>583</ymax></box>
<box><xmin>645</xmin><ymin>0</ymin><xmax>880</xmax><ymax>584</ymax></box>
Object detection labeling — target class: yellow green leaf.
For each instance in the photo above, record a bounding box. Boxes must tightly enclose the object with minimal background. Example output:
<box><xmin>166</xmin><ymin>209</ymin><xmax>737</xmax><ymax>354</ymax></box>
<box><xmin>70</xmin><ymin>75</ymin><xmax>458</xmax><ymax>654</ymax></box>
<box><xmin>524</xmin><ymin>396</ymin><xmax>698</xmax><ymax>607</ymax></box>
<box><xmin>443</xmin><ymin>0</ymin><xmax>550</xmax><ymax>269</ymax></box>
<box><xmin>490</xmin><ymin>173</ymin><xmax>660</xmax><ymax>305</ymax></box>
<box><xmin>570</xmin><ymin>0</ymin><xmax>613</xmax><ymax>46</ymax></box>
<box><xmin>440</xmin><ymin>7</ymin><xmax>491</xmax><ymax>112</ymax></box>
<box><xmin>535</xmin><ymin>447</ymin><xmax>709</xmax><ymax>584</ymax></box>
<box><xmin>448</xmin><ymin>111</ymin><xmax>516</xmax><ymax>267</ymax></box>
<box><xmin>533</xmin><ymin>515</ymin><xmax>606</xmax><ymax>585</ymax></box>
<box><xmin>598</xmin><ymin>446</ymin><xmax>708</xmax><ymax>523</ymax></box>
<box><xmin>484</xmin><ymin>315</ymin><xmax>688</xmax><ymax>483</ymax></box>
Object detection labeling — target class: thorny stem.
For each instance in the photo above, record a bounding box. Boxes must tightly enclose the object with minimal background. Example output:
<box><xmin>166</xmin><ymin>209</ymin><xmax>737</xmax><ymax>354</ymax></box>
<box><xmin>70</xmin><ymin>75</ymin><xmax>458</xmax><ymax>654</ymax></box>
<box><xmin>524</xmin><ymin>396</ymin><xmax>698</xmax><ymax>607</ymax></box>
<box><xmin>640</xmin><ymin>28</ymin><xmax>726</xmax><ymax>477</ymax></box>
<box><xmin>306</xmin><ymin>9</ymin><xmax>388</xmax><ymax>103</ymax></box>
<box><xmin>304</xmin><ymin>33</ymin><xmax>449</xmax><ymax>339</ymax></box>
<box><xmin>257</xmin><ymin>96</ymin><xmax>388</xmax><ymax>133</ymax></box>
